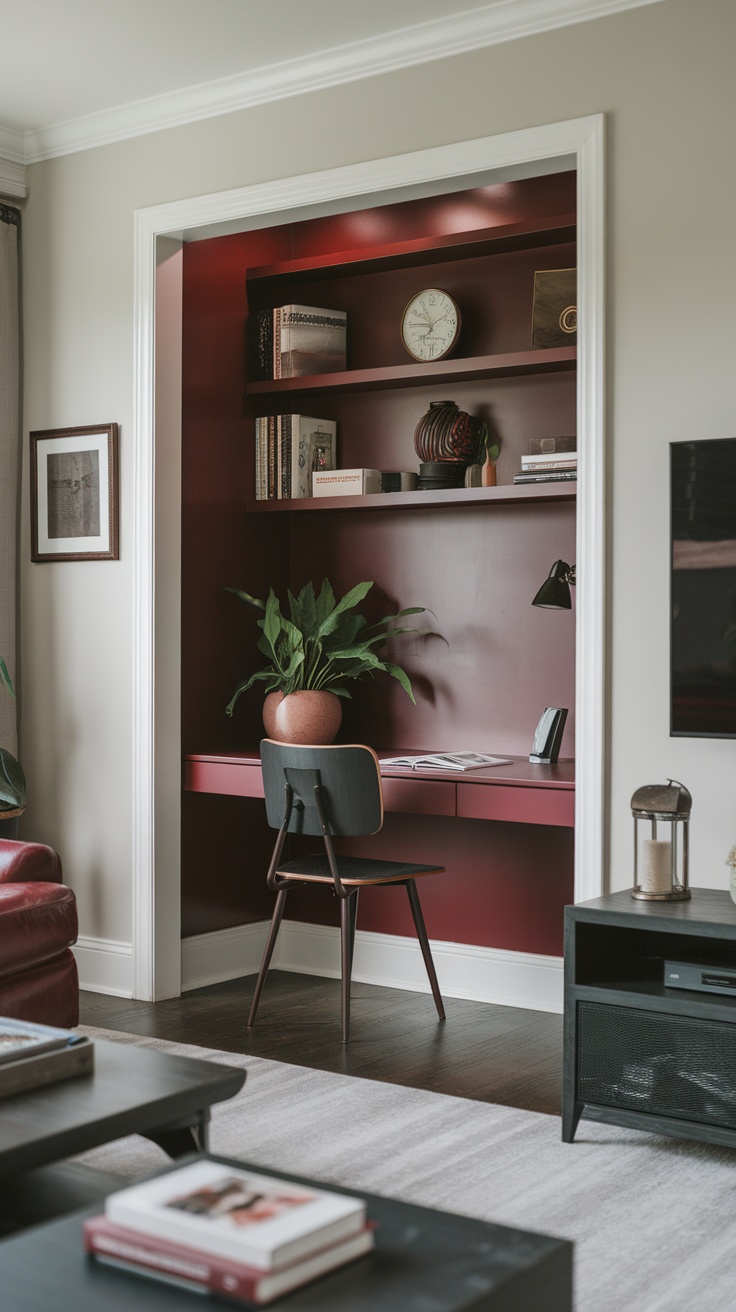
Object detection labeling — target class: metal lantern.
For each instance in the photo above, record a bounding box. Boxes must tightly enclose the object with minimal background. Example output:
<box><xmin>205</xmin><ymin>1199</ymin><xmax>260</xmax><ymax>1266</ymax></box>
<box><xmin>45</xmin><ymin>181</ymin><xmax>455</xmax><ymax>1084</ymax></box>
<box><xmin>631</xmin><ymin>780</ymin><xmax>691</xmax><ymax>901</ymax></box>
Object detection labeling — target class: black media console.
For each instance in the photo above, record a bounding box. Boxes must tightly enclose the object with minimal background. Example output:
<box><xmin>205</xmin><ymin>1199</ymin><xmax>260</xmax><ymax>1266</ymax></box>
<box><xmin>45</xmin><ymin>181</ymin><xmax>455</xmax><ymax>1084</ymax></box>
<box><xmin>563</xmin><ymin>889</ymin><xmax>736</xmax><ymax>1147</ymax></box>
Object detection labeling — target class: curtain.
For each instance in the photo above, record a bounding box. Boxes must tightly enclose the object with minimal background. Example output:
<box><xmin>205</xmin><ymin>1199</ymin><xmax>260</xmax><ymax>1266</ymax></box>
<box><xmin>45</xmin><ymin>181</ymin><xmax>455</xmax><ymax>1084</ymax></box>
<box><xmin>0</xmin><ymin>204</ymin><xmax>20</xmax><ymax>759</ymax></box>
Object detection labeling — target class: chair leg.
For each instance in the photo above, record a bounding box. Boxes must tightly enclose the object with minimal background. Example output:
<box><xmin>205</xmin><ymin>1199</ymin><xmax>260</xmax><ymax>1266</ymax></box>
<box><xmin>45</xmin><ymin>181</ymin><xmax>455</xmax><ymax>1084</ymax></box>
<box><xmin>406</xmin><ymin>880</ymin><xmax>446</xmax><ymax>1021</ymax></box>
<box><xmin>247</xmin><ymin>887</ymin><xmax>288</xmax><ymax>1028</ymax></box>
<box><xmin>348</xmin><ymin>889</ymin><xmax>359</xmax><ymax>979</ymax></box>
<box><xmin>340</xmin><ymin>892</ymin><xmax>358</xmax><ymax>1043</ymax></box>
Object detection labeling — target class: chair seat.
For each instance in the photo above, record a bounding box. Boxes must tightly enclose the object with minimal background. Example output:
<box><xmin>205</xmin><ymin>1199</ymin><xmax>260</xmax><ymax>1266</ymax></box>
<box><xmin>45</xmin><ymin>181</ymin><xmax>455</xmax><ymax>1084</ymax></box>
<box><xmin>276</xmin><ymin>854</ymin><xmax>444</xmax><ymax>885</ymax></box>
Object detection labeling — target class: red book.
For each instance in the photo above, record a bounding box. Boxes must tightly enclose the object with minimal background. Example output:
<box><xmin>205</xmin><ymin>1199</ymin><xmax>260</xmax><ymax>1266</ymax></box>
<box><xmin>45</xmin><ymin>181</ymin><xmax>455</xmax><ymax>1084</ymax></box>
<box><xmin>83</xmin><ymin>1215</ymin><xmax>375</xmax><ymax>1305</ymax></box>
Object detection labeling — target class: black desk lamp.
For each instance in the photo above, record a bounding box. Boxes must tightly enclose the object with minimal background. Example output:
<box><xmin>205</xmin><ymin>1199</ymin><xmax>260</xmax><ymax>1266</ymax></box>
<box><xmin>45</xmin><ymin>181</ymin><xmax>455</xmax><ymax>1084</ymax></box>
<box><xmin>532</xmin><ymin>560</ymin><xmax>576</xmax><ymax>609</ymax></box>
<box><xmin>529</xmin><ymin>560</ymin><xmax>575</xmax><ymax>763</ymax></box>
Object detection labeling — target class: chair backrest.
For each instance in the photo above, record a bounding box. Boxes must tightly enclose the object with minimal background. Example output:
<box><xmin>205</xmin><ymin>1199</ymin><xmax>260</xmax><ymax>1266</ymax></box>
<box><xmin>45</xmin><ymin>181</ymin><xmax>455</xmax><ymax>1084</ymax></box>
<box><xmin>260</xmin><ymin>740</ymin><xmax>383</xmax><ymax>837</ymax></box>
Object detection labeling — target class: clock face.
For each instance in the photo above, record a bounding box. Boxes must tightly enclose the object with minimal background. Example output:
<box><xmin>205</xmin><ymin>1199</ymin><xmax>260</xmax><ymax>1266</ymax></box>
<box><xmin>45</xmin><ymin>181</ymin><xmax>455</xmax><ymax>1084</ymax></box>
<box><xmin>401</xmin><ymin>289</ymin><xmax>460</xmax><ymax>362</ymax></box>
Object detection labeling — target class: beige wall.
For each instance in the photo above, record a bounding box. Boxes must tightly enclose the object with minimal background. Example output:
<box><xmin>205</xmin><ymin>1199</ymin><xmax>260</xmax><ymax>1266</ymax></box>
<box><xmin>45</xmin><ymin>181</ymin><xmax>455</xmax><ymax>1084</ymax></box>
<box><xmin>19</xmin><ymin>0</ymin><xmax>736</xmax><ymax>944</ymax></box>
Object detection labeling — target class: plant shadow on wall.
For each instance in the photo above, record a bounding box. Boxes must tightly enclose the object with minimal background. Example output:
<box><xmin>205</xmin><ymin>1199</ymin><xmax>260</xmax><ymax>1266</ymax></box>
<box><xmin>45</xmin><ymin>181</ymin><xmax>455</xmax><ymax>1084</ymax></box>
<box><xmin>0</xmin><ymin>658</ymin><xmax>26</xmax><ymax>820</ymax></box>
<box><xmin>225</xmin><ymin>580</ymin><xmax>434</xmax><ymax>744</ymax></box>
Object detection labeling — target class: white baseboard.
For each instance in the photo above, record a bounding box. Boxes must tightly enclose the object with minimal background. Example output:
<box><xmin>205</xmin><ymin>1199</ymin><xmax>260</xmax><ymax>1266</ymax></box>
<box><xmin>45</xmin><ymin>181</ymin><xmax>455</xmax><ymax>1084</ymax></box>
<box><xmin>180</xmin><ymin>920</ymin><xmax>563</xmax><ymax>1013</ymax></box>
<box><xmin>74</xmin><ymin>935</ymin><xmax>133</xmax><ymax>997</ymax></box>
<box><xmin>180</xmin><ymin>922</ymin><xmax>269</xmax><ymax>992</ymax></box>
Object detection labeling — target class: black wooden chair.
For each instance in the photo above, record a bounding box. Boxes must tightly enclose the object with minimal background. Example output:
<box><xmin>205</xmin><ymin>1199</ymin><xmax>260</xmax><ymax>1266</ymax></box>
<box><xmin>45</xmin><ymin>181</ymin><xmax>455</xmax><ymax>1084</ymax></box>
<box><xmin>248</xmin><ymin>739</ymin><xmax>446</xmax><ymax>1042</ymax></box>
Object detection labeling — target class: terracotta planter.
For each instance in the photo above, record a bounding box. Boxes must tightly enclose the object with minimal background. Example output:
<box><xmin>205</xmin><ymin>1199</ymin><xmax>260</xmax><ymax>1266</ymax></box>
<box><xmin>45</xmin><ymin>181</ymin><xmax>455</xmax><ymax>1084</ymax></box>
<box><xmin>262</xmin><ymin>690</ymin><xmax>343</xmax><ymax>745</ymax></box>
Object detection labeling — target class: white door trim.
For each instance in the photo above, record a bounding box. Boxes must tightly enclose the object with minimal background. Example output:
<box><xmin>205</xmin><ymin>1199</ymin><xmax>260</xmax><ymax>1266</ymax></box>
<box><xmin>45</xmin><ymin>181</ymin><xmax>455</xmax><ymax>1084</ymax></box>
<box><xmin>133</xmin><ymin>115</ymin><xmax>605</xmax><ymax>999</ymax></box>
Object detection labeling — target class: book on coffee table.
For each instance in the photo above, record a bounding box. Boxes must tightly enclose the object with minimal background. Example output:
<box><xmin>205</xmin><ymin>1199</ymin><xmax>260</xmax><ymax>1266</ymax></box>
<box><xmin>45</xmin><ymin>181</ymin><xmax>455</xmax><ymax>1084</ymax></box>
<box><xmin>104</xmin><ymin>1159</ymin><xmax>367</xmax><ymax>1272</ymax></box>
<box><xmin>0</xmin><ymin>1016</ymin><xmax>80</xmax><ymax>1065</ymax></box>
<box><xmin>0</xmin><ymin>1018</ymin><xmax>93</xmax><ymax>1099</ymax></box>
<box><xmin>83</xmin><ymin>1215</ymin><xmax>374</xmax><ymax>1305</ymax></box>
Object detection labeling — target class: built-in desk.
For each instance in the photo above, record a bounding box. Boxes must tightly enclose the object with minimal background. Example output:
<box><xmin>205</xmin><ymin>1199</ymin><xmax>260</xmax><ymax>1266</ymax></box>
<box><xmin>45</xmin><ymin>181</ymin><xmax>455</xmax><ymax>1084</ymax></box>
<box><xmin>183</xmin><ymin>752</ymin><xmax>575</xmax><ymax>827</ymax></box>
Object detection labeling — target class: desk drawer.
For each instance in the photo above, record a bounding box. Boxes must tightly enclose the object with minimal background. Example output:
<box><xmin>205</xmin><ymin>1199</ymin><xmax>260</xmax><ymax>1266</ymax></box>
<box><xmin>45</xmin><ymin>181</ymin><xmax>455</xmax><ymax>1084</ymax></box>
<box><xmin>457</xmin><ymin>782</ymin><xmax>574</xmax><ymax>827</ymax></box>
<box><xmin>381</xmin><ymin>777</ymin><xmax>456</xmax><ymax>817</ymax></box>
<box><xmin>183</xmin><ymin>759</ymin><xmax>264</xmax><ymax>799</ymax></box>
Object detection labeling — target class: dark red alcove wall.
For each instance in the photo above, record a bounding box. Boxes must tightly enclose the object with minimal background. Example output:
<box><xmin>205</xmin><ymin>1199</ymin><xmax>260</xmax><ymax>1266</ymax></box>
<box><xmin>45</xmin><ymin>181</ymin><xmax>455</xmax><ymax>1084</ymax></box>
<box><xmin>181</xmin><ymin>172</ymin><xmax>576</xmax><ymax>953</ymax></box>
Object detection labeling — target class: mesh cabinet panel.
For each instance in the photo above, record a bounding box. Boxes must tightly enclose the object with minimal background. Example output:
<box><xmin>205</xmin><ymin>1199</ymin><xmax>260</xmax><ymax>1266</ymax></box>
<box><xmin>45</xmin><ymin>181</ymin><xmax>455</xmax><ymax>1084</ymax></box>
<box><xmin>577</xmin><ymin>1002</ymin><xmax>736</xmax><ymax>1129</ymax></box>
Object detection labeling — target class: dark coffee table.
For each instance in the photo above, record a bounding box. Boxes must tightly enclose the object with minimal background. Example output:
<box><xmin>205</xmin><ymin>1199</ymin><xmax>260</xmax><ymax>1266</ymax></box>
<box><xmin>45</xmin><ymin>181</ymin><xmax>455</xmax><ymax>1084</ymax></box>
<box><xmin>0</xmin><ymin>1154</ymin><xmax>573</xmax><ymax>1311</ymax></box>
<box><xmin>0</xmin><ymin>1039</ymin><xmax>245</xmax><ymax>1227</ymax></box>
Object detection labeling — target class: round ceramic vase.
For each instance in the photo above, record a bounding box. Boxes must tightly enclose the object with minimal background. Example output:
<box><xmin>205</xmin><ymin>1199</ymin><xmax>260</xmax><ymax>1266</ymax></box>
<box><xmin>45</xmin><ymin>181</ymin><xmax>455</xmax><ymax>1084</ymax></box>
<box><xmin>729</xmin><ymin>869</ymin><xmax>736</xmax><ymax>906</ymax></box>
<box><xmin>262</xmin><ymin>690</ymin><xmax>343</xmax><ymax>745</ymax></box>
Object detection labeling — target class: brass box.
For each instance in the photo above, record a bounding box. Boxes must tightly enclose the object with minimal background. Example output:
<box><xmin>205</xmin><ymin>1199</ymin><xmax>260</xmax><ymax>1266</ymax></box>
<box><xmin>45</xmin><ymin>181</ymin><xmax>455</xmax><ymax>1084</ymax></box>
<box><xmin>531</xmin><ymin>268</ymin><xmax>577</xmax><ymax>349</ymax></box>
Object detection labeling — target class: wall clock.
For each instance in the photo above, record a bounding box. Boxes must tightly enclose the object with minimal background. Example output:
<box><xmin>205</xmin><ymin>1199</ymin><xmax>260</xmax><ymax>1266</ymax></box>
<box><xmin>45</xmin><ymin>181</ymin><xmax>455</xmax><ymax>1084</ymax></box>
<box><xmin>401</xmin><ymin>288</ymin><xmax>461</xmax><ymax>362</ymax></box>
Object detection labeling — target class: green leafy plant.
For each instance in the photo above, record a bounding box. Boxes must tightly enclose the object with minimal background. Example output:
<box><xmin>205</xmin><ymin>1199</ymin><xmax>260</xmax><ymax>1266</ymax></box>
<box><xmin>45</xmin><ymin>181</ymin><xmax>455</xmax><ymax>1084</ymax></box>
<box><xmin>225</xmin><ymin>580</ymin><xmax>429</xmax><ymax>717</ymax></box>
<box><xmin>0</xmin><ymin>658</ymin><xmax>26</xmax><ymax>815</ymax></box>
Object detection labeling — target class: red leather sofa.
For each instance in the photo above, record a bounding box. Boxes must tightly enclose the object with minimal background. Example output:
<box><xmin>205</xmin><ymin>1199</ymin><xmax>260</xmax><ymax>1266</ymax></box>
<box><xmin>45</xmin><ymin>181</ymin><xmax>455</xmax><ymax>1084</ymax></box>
<box><xmin>0</xmin><ymin>839</ymin><xmax>79</xmax><ymax>1027</ymax></box>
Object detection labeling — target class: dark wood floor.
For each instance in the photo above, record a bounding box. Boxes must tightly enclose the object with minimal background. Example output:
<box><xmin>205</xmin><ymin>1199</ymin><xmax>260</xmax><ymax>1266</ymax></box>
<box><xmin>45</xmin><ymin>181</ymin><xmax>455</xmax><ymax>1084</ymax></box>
<box><xmin>80</xmin><ymin>971</ymin><xmax>563</xmax><ymax>1116</ymax></box>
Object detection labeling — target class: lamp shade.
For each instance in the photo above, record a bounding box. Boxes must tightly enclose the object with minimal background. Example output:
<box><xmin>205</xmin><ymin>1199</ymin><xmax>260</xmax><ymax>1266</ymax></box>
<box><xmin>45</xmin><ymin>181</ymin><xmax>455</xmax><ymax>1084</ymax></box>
<box><xmin>532</xmin><ymin>560</ymin><xmax>575</xmax><ymax>609</ymax></box>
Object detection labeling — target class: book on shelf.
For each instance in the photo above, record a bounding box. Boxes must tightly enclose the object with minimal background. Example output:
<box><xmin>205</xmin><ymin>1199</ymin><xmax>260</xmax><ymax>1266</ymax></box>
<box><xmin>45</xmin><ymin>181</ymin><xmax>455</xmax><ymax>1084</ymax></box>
<box><xmin>520</xmin><ymin>460</ymin><xmax>577</xmax><ymax>474</ymax></box>
<box><xmin>520</xmin><ymin>452</ymin><xmax>577</xmax><ymax>470</ymax></box>
<box><xmin>513</xmin><ymin>469</ymin><xmax>577</xmax><ymax>484</ymax></box>
<box><xmin>249</xmin><ymin>305</ymin><xmax>347</xmax><ymax>382</ymax></box>
<box><xmin>313</xmin><ymin>468</ymin><xmax>382</xmax><ymax>497</ymax></box>
<box><xmin>528</xmin><ymin>436</ymin><xmax>576</xmax><ymax>456</ymax></box>
<box><xmin>380</xmin><ymin>752</ymin><xmax>512</xmax><ymax>772</ymax></box>
<box><xmin>248</xmin><ymin>310</ymin><xmax>273</xmax><ymax>383</ymax></box>
<box><xmin>83</xmin><ymin>1215</ymin><xmax>374</xmax><ymax>1306</ymax></box>
<box><xmin>104</xmin><ymin>1159</ymin><xmax>368</xmax><ymax>1273</ymax></box>
<box><xmin>255</xmin><ymin>416</ymin><xmax>336</xmax><ymax>501</ymax></box>
<box><xmin>274</xmin><ymin>305</ymin><xmax>347</xmax><ymax>379</ymax></box>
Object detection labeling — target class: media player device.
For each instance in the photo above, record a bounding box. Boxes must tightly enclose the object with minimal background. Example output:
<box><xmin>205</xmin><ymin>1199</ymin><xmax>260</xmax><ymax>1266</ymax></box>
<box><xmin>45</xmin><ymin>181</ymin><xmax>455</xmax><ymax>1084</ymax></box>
<box><xmin>665</xmin><ymin>955</ymin><xmax>736</xmax><ymax>996</ymax></box>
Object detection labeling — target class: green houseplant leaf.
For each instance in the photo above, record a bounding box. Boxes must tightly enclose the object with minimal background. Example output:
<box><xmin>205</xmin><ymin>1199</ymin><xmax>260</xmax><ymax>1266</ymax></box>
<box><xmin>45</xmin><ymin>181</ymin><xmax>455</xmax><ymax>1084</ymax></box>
<box><xmin>225</xmin><ymin>580</ymin><xmax>430</xmax><ymax>716</ymax></box>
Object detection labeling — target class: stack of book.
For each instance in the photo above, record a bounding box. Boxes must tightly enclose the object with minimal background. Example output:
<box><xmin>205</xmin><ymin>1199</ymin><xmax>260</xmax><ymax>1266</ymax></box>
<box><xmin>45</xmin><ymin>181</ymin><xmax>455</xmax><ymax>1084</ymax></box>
<box><xmin>0</xmin><ymin>1017</ymin><xmax>93</xmax><ymax>1098</ymax></box>
<box><xmin>250</xmin><ymin>304</ymin><xmax>347</xmax><ymax>381</ymax></box>
<box><xmin>84</xmin><ymin>1158</ymin><xmax>374</xmax><ymax>1305</ymax></box>
<box><xmin>255</xmin><ymin>415</ymin><xmax>336</xmax><ymax>500</ymax></box>
<box><xmin>513</xmin><ymin>437</ymin><xmax>577</xmax><ymax>484</ymax></box>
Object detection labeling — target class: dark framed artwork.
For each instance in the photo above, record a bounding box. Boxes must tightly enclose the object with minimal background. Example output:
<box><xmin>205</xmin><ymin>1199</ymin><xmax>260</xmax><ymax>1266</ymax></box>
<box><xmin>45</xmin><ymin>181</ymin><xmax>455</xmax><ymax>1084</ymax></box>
<box><xmin>30</xmin><ymin>424</ymin><xmax>119</xmax><ymax>562</ymax></box>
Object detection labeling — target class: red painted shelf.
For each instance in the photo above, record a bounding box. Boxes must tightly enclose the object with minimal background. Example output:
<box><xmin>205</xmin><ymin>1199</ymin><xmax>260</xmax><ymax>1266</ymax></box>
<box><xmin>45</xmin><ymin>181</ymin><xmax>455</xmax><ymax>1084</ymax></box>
<box><xmin>246</xmin><ymin>346</ymin><xmax>576</xmax><ymax>398</ymax></box>
<box><xmin>246</xmin><ymin>214</ymin><xmax>576</xmax><ymax>285</ymax></box>
<box><xmin>245</xmin><ymin>481</ymin><xmax>576</xmax><ymax>515</ymax></box>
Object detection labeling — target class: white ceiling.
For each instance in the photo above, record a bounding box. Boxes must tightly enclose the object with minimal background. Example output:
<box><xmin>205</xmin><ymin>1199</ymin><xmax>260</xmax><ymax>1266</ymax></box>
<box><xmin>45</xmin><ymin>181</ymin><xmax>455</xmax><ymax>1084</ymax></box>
<box><xmin>0</xmin><ymin>0</ymin><xmax>665</xmax><ymax>166</ymax></box>
<box><xmin>0</xmin><ymin>0</ymin><xmax>491</xmax><ymax>132</ymax></box>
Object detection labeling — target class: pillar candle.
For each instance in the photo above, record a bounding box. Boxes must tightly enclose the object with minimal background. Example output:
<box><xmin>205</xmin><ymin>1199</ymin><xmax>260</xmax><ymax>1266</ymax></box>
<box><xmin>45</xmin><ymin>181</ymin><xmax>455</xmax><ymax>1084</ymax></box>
<box><xmin>641</xmin><ymin>838</ymin><xmax>672</xmax><ymax>894</ymax></box>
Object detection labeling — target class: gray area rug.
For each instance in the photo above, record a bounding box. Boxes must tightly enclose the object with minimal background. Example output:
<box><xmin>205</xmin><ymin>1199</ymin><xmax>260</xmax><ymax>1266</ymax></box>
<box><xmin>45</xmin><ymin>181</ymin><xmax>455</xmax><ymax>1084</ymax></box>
<box><xmin>75</xmin><ymin>1027</ymin><xmax>736</xmax><ymax>1312</ymax></box>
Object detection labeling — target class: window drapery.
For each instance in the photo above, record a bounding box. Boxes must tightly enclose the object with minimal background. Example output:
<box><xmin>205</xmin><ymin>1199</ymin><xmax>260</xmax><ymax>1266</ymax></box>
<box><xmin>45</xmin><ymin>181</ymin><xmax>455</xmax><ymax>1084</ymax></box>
<box><xmin>0</xmin><ymin>204</ymin><xmax>20</xmax><ymax>759</ymax></box>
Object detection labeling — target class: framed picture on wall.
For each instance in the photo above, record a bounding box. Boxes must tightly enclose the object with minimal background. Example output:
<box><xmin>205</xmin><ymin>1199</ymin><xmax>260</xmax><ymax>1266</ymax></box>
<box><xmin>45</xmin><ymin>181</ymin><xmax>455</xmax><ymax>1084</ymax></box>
<box><xmin>30</xmin><ymin>424</ymin><xmax>119</xmax><ymax>562</ymax></box>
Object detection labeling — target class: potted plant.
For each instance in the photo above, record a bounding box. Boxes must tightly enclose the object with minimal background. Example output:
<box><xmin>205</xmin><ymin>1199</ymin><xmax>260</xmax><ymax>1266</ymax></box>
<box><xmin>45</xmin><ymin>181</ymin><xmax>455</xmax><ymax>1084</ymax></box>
<box><xmin>0</xmin><ymin>657</ymin><xmax>26</xmax><ymax>827</ymax></box>
<box><xmin>225</xmin><ymin>579</ymin><xmax>428</xmax><ymax>744</ymax></box>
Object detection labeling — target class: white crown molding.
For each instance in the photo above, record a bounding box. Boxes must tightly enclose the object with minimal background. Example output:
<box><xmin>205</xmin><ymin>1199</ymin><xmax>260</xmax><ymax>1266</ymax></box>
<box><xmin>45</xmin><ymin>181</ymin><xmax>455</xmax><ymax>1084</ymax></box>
<box><xmin>5</xmin><ymin>0</ymin><xmax>659</xmax><ymax>164</ymax></box>
<box><xmin>0</xmin><ymin>125</ymin><xmax>26</xmax><ymax>198</ymax></box>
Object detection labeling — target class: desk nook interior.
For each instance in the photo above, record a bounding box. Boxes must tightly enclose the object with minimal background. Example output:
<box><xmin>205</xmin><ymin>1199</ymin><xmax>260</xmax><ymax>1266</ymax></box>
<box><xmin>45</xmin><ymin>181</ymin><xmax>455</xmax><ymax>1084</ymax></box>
<box><xmin>181</xmin><ymin>167</ymin><xmax>577</xmax><ymax>974</ymax></box>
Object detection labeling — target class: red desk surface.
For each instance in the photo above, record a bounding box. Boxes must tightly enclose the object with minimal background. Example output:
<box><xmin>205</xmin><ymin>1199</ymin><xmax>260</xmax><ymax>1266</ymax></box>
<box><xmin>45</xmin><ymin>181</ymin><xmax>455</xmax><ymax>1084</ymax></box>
<box><xmin>183</xmin><ymin>752</ymin><xmax>575</xmax><ymax>827</ymax></box>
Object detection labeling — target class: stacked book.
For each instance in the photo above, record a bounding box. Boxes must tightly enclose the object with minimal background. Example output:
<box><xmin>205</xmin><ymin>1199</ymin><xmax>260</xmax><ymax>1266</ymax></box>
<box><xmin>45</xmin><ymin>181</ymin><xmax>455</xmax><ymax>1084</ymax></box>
<box><xmin>0</xmin><ymin>1016</ymin><xmax>93</xmax><ymax>1098</ymax></box>
<box><xmin>250</xmin><ymin>304</ymin><xmax>347</xmax><ymax>381</ymax></box>
<box><xmin>513</xmin><ymin>437</ymin><xmax>577</xmax><ymax>484</ymax></box>
<box><xmin>84</xmin><ymin>1158</ymin><xmax>374</xmax><ymax>1305</ymax></box>
<box><xmin>255</xmin><ymin>415</ymin><xmax>336</xmax><ymax>501</ymax></box>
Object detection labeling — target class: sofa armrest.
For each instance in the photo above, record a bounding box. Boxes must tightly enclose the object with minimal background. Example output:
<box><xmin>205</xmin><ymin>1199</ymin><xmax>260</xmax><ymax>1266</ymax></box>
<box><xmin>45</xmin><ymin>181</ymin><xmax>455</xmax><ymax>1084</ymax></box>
<box><xmin>0</xmin><ymin>839</ymin><xmax>62</xmax><ymax>885</ymax></box>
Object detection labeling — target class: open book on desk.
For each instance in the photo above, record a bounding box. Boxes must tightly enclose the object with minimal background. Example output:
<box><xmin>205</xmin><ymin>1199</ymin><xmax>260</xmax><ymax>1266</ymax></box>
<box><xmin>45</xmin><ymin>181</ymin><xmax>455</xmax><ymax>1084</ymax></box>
<box><xmin>380</xmin><ymin>752</ymin><xmax>512</xmax><ymax>772</ymax></box>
